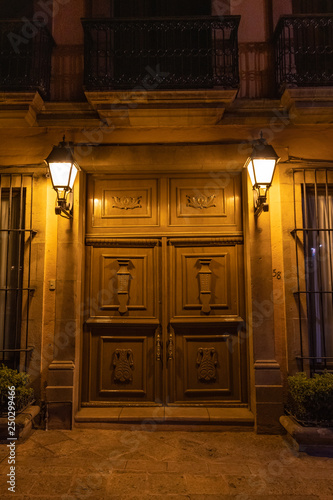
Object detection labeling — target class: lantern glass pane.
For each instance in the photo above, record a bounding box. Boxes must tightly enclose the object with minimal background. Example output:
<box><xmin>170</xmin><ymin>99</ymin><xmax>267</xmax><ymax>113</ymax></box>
<box><xmin>69</xmin><ymin>164</ymin><xmax>78</xmax><ymax>190</ymax></box>
<box><xmin>56</xmin><ymin>188</ymin><xmax>66</xmax><ymax>200</ymax></box>
<box><xmin>252</xmin><ymin>159</ymin><xmax>276</xmax><ymax>186</ymax></box>
<box><xmin>49</xmin><ymin>162</ymin><xmax>72</xmax><ymax>189</ymax></box>
<box><xmin>247</xmin><ymin>160</ymin><xmax>256</xmax><ymax>187</ymax></box>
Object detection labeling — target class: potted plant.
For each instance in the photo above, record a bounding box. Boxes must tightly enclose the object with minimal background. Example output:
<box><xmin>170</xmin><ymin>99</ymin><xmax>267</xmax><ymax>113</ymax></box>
<box><xmin>280</xmin><ymin>371</ymin><xmax>333</xmax><ymax>453</ymax></box>
<box><xmin>0</xmin><ymin>364</ymin><xmax>34</xmax><ymax>416</ymax></box>
<box><xmin>0</xmin><ymin>364</ymin><xmax>38</xmax><ymax>440</ymax></box>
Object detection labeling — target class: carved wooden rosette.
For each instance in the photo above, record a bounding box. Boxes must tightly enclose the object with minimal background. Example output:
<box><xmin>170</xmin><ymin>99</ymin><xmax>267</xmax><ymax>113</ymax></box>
<box><xmin>113</xmin><ymin>349</ymin><xmax>134</xmax><ymax>382</ymax></box>
<box><xmin>197</xmin><ymin>258</ymin><xmax>212</xmax><ymax>314</ymax></box>
<box><xmin>111</xmin><ymin>195</ymin><xmax>142</xmax><ymax>210</ymax></box>
<box><xmin>186</xmin><ymin>194</ymin><xmax>216</xmax><ymax>209</ymax></box>
<box><xmin>116</xmin><ymin>259</ymin><xmax>131</xmax><ymax>314</ymax></box>
<box><xmin>196</xmin><ymin>347</ymin><xmax>218</xmax><ymax>382</ymax></box>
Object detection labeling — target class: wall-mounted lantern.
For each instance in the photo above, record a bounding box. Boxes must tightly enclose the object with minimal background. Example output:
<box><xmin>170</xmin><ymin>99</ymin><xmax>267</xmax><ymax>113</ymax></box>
<box><xmin>44</xmin><ymin>137</ymin><xmax>80</xmax><ymax>219</ymax></box>
<box><xmin>244</xmin><ymin>133</ymin><xmax>280</xmax><ymax>216</ymax></box>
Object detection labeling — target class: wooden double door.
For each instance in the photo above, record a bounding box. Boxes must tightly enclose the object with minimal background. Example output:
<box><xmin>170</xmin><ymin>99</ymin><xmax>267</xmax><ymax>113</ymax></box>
<box><xmin>82</xmin><ymin>173</ymin><xmax>247</xmax><ymax>407</ymax></box>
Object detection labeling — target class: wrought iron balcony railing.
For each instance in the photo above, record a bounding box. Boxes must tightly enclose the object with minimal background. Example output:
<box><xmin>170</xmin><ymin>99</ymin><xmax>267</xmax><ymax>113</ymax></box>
<box><xmin>82</xmin><ymin>16</ymin><xmax>240</xmax><ymax>91</ymax></box>
<box><xmin>274</xmin><ymin>14</ymin><xmax>333</xmax><ymax>89</ymax></box>
<box><xmin>0</xmin><ymin>21</ymin><xmax>54</xmax><ymax>99</ymax></box>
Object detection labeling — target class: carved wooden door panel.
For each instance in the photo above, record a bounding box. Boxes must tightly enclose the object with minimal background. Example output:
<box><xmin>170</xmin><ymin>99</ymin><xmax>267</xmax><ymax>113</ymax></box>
<box><xmin>82</xmin><ymin>173</ymin><xmax>247</xmax><ymax>407</ymax></box>
<box><xmin>82</xmin><ymin>241</ymin><xmax>161</xmax><ymax>405</ymax></box>
<box><xmin>167</xmin><ymin>239</ymin><xmax>247</xmax><ymax>404</ymax></box>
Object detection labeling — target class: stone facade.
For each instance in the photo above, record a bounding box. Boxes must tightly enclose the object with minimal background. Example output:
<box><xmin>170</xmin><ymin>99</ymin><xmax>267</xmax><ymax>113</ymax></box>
<box><xmin>0</xmin><ymin>0</ymin><xmax>332</xmax><ymax>433</ymax></box>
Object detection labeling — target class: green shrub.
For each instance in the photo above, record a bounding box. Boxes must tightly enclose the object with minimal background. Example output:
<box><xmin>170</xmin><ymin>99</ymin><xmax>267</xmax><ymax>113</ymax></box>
<box><xmin>0</xmin><ymin>365</ymin><xmax>34</xmax><ymax>416</ymax></box>
<box><xmin>287</xmin><ymin>371</ymin><xmax>333</xmax><ymax>426</ymax></box>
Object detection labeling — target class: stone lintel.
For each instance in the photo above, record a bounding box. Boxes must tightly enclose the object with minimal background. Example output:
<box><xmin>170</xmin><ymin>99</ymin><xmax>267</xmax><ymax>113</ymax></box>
<box><xmin>84</xmin><ymin>89</ymin><xmax>238</xmax><ymax>127</ymax></box>
<box><xmin>281</xmin><ymin>87</ymin><xmax>333</xmax><ymax>124</ymax></box>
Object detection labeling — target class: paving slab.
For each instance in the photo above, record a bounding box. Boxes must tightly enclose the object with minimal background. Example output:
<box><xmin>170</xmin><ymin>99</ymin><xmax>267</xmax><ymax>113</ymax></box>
<box><xmin>0</xmin><ymin>428</ymin><xmax>332</xmax><ymax>498</ymax></box>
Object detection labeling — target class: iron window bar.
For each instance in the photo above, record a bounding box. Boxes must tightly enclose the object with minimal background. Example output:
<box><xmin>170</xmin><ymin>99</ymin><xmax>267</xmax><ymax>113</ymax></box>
<box><xmin>0</xmin><ymin>348</ymin><xmax>34</xmax><ymax>353</ymax></box>
<box><xmin>291</xmin><ymin>228</ymin><xmax>333</xmax><ymax>233</ymax></box>
<box><xmin>297</xmin><ymin>357</ymin><xmax>333</xmax><ymax>360</ymax></box>
<box><xmin>292</xmin><ymin>167</ymin><xmax>333</xmax><ymax>375</ymax></box>
<box><xmin>0</xmin><ymin>174</ymin><xmax>36</xmax><ymax>371</ymax></box>
<box><xmin>0</xmin><ymin>229</ymin><xmax>37</xmax><ymax>233</ymax></box>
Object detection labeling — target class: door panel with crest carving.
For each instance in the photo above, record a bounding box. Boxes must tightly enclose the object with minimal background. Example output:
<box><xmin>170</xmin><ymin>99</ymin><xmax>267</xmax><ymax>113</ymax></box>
<box><xmin>82</xmin><ymin>173</ymin><xmax>247</xmax><ymax>407</ymax></box>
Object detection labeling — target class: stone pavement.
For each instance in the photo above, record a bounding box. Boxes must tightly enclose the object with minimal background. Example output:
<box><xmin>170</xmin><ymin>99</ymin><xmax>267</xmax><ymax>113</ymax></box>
<box><xmin>1</xmin><ymin>427</ymin><xmax>333</xmax><ymax>499</ymax></box>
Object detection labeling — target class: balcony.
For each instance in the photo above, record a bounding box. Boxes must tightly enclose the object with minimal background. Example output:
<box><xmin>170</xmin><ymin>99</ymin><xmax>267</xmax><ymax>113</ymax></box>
<box><xmin>82</xmin><ymin>16</ymin><xmax>240</xmax><ymax>91</ymax></box>
<box><xmin>274</xmin><ymin>14</ymin><xmax>333</xmax><ymax>89</ymax></box>
<box><xmin>0</xmin><ymin>21</ymin><xmax>54</xmax><ymax>99</ymax></box>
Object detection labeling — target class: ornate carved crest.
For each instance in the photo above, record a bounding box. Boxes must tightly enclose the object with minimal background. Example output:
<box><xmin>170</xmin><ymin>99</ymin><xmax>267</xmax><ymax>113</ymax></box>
<box><xmin>186</xmin><ymin>194</ymin><xmax>216</xmax><ymax>210</ymax></box>
<box><xmin>113</xmin><ymin>349</ymin><xmax>134</xmax><ymax>382</ymax></box>
<box><xmin>156</xmin><ymin>326</ymin><xmax>162</xmax><ymax>361</ymax></box>
<box><xmin>112</xmin><ymin>195</ymin><xmax>142</xmax><ymax>210</ymax></box>
<box><xmin>196</xmin><ymin>347</ymin><xmax>218</xmax><ymax>382</ymax></box>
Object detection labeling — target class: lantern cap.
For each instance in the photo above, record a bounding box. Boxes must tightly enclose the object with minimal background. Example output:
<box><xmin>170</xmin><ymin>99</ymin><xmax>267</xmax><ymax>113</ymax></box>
<box><xmin>244</xmin><ymin>133</ymin><xmax>280</xmax><ymax>216</ymax></box>
<box><xmin>44</xmin><ymin>137</ymin><xmax>80</xmax><ymax>169</ymax></box>
<box><xmin>250</xmin><ymin>139</ymin><xmax>280</xmax><ymax>162</ymax></box>
<box><xmin>44</xmin><ymin>136</ymin><xmax>81</xmax><ymax>219</ymax></box>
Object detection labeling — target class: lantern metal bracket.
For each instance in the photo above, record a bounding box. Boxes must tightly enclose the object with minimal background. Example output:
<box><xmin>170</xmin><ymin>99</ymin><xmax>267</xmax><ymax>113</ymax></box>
<box><xmin>55</xmin><ymin>191</ymin><xmax>74</xmax><ymax>219</ymax></box>
<box><xmin>253</xmin><ymin>186</ymin><xmax>269</xmax><ymax>217</ymax></box>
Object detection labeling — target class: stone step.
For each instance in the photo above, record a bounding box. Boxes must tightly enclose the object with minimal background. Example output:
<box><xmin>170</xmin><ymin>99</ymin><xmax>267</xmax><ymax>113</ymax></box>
<box><xmin>75</xmin><ymin>406</ymin><xmax>254</xmax><ymax>430</ymax></box>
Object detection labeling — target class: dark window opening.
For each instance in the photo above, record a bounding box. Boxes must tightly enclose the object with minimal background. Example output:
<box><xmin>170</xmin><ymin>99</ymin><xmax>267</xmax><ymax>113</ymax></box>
<box><xmin>90</xmin><ymin>0</ymin><xmax>212</xmax><ymax>18</ymax></box>
<box><xmin>0</xmin><ymin>0</ymin><xmax>34</xmax><ymax>19</ymax></box>
<box><xmin>112</xmin><ymin>0</ymin><xmax>212</xmax><ymax>84</ymax></box>
<box><xmin>113</xmin><ymin>0</ymin><xmax>211</xmax><ymax>17</ymax></box>
<box><xmin>292</xmin><ymin>0</ymin><xmax>333</xmax><ymax>14</ymax></box>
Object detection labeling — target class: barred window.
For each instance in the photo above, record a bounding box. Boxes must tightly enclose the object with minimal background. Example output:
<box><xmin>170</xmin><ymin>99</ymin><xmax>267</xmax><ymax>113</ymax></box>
<box><xmin>0</xmin><ymin>174</ymin><xmax>35</xmax><ymax>371</ymax></box>
<box><xmin>292</xmin><ymin>168</ymin><xmax>333</xmax><ymax>374</ymax></box>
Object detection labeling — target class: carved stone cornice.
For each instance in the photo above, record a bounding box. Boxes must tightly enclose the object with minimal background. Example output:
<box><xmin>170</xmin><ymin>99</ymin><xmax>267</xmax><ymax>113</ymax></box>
<box><xmin>168</xmin><ymin>236</ymin><xmax>243</xmax><ymax>246</ymax></box>
<box><xmin>281</xmin><ymin>87</ymin><xmax>333</xmax><ymax>124</ymax></box>
<box><xmin>84</xmin><ymin>89</ymin><xmax>238</xmax><ymax>127</ymax></box>
<box><xmin>0</xmin><ymin>92</ymin><xmax>44</xmax><ymax>127</ymax></box>
<box><xmin>85</xmin><ymin>237</ymin><xmax>160</xmax><ymax>247</ymax></box>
